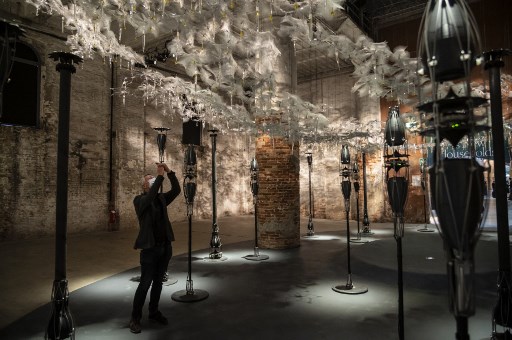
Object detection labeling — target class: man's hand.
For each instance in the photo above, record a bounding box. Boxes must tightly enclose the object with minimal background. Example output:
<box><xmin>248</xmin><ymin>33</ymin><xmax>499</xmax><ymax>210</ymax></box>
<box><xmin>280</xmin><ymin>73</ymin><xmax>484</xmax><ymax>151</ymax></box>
<box><xmin>157</xmin><ymin>164</ymin><xmax>165</xmax><ymax>176</ymax></box>
<box><xmin>156</xmin><ymin>163</ymin><xmax>171</xmax><ymax>174</ymax></box>
<box><xmin>162</xmin><ymin>163</ymin><xmax>171</xmax><ymax>173</ymax></box>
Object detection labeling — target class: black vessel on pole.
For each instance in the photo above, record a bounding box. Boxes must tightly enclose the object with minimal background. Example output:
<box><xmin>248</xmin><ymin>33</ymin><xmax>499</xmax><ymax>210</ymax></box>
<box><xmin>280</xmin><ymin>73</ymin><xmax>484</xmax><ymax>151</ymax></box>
<box><xmin>208</xmin><ymin>129</ymin><xmax>223</xmax><ymax>260</ymax></box>
<box><xmin>305</xmin><ymin>151</ymin><xmax>315</xmax><ymax>237</ymax></box>
<box><xmin>46</xmin><ymin>51</ymin><xmax>82</xmax><ymax>340</ymax></box>
<box><xmin>384</xmin><ymin>105</ymin><xmax>410</xmax><ymax>340</ymax></box>
<box><xmin>244</xmin><ymin>157</ymin><xmax>269</xmax><ymax>261</ymax></box>
<box><xmin>417</xmin><ymin>1</ymin><xmax>490</xmax><ymax>339</ymax></box>
<box><xmin>152</xmin><ymin>127</ymin><xmax>178</xmax><ymax>284</ymax></box>
<box><xmin>484</xmin><ymin>49</ymin><xmax>512</xmax><ymax>340</ymax></box>
<box><xmin>332</xmin><ymin>145</ymin><xmax>368</xmax><ymax>295</ymax></box>
<box><xmin>172</xmin><ymin>145</ymin><xmax>209</xmax><ymax>302</ymax></box>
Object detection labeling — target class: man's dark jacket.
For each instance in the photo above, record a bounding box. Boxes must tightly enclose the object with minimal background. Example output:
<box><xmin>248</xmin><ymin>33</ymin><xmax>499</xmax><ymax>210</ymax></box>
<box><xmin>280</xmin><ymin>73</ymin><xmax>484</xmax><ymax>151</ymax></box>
<box><xmin>133</xmin><ymin>171</ymin><xmax>181</xmax><ymax>249</ymax></box>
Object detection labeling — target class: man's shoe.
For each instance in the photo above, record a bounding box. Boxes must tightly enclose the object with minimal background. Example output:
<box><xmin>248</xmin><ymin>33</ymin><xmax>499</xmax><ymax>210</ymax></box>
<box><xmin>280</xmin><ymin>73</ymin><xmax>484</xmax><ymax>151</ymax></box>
<box><xmin>129</xmin><ymin>319</ymin><xmax>141</xmax><ymax>334</ymax></box>
<box><xmin>148</xmin><ymin>312</ymin><xmax>168</xmax><ymax>325</ymax></box>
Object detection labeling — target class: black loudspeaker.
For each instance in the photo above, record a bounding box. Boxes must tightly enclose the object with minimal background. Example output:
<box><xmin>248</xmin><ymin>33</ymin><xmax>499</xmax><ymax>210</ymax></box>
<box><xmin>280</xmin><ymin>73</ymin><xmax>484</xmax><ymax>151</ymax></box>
<box><xmin>182</xmin><ymin>119</ymin><xmax>202</xmax><ymax>146</ymax></box>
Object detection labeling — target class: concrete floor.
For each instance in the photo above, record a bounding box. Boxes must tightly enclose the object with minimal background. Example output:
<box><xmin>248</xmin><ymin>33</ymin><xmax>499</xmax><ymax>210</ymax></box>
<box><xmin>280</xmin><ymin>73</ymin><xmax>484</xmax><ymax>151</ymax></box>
<box><xmin>0</xmin><ymin>206</ymin><xmax>510</xmax><ymax>339</ymax></box>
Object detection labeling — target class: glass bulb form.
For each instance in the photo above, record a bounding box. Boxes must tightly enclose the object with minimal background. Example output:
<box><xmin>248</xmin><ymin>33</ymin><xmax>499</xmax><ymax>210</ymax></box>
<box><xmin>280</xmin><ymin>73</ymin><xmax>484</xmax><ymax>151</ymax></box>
<box><xmin>352</xmin><ymin>161</ymin><xmax>360</xmax><ymax>192</ymax></box>
<box><xmin>384</xmin><ymin>106</ymin><xmax>410</xmax><ymax>220</ymax></box>
<box><xmin>306</xmin><ymin>152</ymin><xmax>313</xmax><ymax>167</ymax></box>
<box><xmin>418</xmin><ymin>0</ymin><xmax>482</xmax><ymax>82</ymax></box>
<box><xmin>340</xmin><ymin>145</ymin><xmax>352</xmax><ymax>206</ymax></box>
<box><xmin>154</xmin><ymin>127</ymin><xmax>170</xmax><ymax>163</ymax></box>
<box><xmin>156</xmin><ymin>133</ymin><xmax>167</xmax><ymax>163</ymax></box>
<box><xmin>250</xmin><ymin>157</ymin><xmax>259</xmax><ymax>197</ymax></box>
<box><xmin>385</xmin><ymin>106</ymin><xmax>406</xmax><ymax>147</ymax></box>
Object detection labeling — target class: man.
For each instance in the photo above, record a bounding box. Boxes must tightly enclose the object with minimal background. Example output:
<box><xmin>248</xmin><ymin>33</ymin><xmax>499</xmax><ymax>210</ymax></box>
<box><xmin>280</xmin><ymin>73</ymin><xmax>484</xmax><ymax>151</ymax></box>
<box><xmin>129</xmin><ymin>163</ymin><xmax>181</xmax><ymax>334</ymax></box>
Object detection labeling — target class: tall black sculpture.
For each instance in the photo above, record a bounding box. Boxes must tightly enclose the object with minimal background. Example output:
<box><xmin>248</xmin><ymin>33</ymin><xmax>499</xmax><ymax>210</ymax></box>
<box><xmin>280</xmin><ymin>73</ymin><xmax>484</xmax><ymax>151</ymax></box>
<box><xmin>332</xmin><ymin>145</ymin><xmax>368</xmax><ymax>295</ymax></box>
<box><xmin>208</xmin><ymin>129</ymin><xmax>223</xmax><ymax>260</ymax></box>
<box><xmin>484</xmin><ymin>49</ymin><xmax>512</xmax><ymax>339</ymax></box>
<box><xmin>151</xmin><ymin>127</ymin><xmax>178</xmax><ymax>284</ymax></box>
<box><xmin>305</xmin><ymin>151</ymin><xmax>315</xmax><ymax>237</ymax></box>
<box><xmin>417</xmin><ymin>1</ymin><xmax>489</xmax><ymax>339</ymax></box>
<box><xmin>172</xmin><ymin>145</ymin><xmax>209</xmax><ymax>302</ymax></box>
<box><xmin>46</xmin><ymin>52</ymin><xmax>82</xmax><ymax>340</ymax></box>
<box><xmin>244</xmin><ymin>157</ymin><xmax>269</xmax><ymax>261</ymax></box>
<box><xmin>384</xmin><ymin>105</ymin><xmax>410</xmax><ymax>340</ymax></box>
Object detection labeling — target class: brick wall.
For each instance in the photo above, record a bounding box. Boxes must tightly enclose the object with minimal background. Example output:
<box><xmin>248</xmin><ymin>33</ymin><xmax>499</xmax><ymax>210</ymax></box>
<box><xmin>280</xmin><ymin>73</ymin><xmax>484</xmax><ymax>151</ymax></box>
<box><xmin>0</xmin><ymin>21</ymin><xmax>113</xmax><ymax>239</ymax></box>
<box><xmin>0</xmin><ymin>8</ymin><xmax>254</xmax><ymax>240</ymax></box>
<box><xmin>297</xmin><ymin>72</ymin><xmax>389</xmax><ymax>223</ymax></box>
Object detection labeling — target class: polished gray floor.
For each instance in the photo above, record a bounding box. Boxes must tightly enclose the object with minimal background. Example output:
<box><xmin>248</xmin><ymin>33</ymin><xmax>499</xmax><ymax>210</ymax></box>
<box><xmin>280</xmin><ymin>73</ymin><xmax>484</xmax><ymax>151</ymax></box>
<box><xmin>0</xmin><ymin>218</ymin><xmax>507</xmax><ymax>340</ymax></box>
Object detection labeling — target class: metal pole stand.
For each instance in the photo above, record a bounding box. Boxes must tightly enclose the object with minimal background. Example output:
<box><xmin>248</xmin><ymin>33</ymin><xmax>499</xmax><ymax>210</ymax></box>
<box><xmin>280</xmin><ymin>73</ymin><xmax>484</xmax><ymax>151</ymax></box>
<box><xmin>303</xmin><ymin>151</ymin><xmax>317</xmax><ymax>238</ymax></box>
<box><xmin>207</xmin><ymin>129</ymin><xmax>225</xmax><ymax>261</ymax></box>
<box><xmin>484</xmin><ymin>49</ymin><xmax>512</xmax><ymax>339</ymax></box>
<box><xmin>395</xmin><ymin>215</ymin><xmax>405</xmax><ymax>340</ymax></box>
<box><xmin>153</xmin><ymin>127</ymin><xmax>178</xmax><ymax>285</ymax></box>
<box><xmin>361</xmin><ymin>152</ymin><xmax>374</xmax><ymax>236</ymax></box>
<box><xmin>244</xmin><ymin>158</ymin><xmax>269</xmax><ymax>261</ymax></box>
<box><xmin>383</xmin><ymin>105</ymin><xmax>410</xmax><ymax>340</ymax></box>
<box><xmin>333</xmin><ymin>146</ymin><xmax>368</xmax><ymax>295</ymax></box>
<box><xmin>351</xmin><ymin>160</ymin><xmax>368</xmax><ymax>244</ymax></box>
<box><xmin>417</xmin><ymin>160</ymin><xmax>434</xmax><ymax>233</ymax></box>
<box><xmin>46</xmin><ymin>51</ymin><xmax>82</xmax><ymax>340</ymax></box>
<box><xmin>172</xmin><ymin>145</ymin><xmax>208</xmax><ymax>303</ymax></box>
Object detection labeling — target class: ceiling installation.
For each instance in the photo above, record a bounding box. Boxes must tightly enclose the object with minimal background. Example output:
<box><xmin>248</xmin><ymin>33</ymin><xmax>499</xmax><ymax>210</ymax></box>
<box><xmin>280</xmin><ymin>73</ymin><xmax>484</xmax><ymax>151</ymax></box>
<box><xmin>12</xmin><ymin>0</ymin><xmax>456</xmax><ymax>148</ymax></box>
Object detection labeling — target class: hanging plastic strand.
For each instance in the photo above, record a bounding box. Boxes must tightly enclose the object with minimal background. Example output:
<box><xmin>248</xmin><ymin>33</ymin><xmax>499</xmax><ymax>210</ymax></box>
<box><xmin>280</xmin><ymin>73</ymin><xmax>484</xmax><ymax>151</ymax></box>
<box><xmin>269</xmin><ymin>0</ymin><xmax>274</xmax><ymax>22</ymax></box>
<box><xmin>142</xmin><ymin>29</ymin><xmax>146</xmax><ymax>53</ymax></box>
<box><xmin>308</xmin><ymin>0</ymin><xmax>313</xmax><ymax>41</ymax></box>
<box><xmin>256</xmin><ymin>0</ymin><xmax>260</xmax><ymax>32</ymax></box>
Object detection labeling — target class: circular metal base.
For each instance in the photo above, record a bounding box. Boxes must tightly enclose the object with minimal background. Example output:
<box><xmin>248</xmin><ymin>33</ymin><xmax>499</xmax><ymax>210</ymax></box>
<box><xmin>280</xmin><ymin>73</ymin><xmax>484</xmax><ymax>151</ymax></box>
<box><xmin>203</xmin><ymin>256</ymin><xmax>228</xmax><ymax>262</ymax></box>
<box><xmin>417</xmin><ymin>226</ymin><xmax>435</xmax><ymax>233</ymax></box>
<box><xmin>132</xmin><ymin>275</ymin><xmax>178</xmax><ymax>285</ymax></box>
<box><xmin>208</xmin><ymin>252</ymin><xmax>223</xmax><ymax>259</ymax></box>
<box><xmin>302</xmin><ymin>234</ymin><xmax>319</xmax><ymax>239</ymax></box>
<box><xmin>332</xmin><ymin>284</ymin><xmax>368</xmax><ymax>295</ymax></box>
<box><xmin>129</xmin><ymin>275</ymin><xmax>140</xmax><ymax>282</ymax></box>
<box><xmin>360</xmin><ymin>231</ymin><xmax>374</xmax><ymax>237</ymax></box>
<box><xmin>243</xmin><ymin>254</ymin><xmax>270</xmax><ymax>261</ymax></box>
<box><xmin>350</xmin><ymin>237</ymin><xmax>369</xmax><ymax>244</ymax></box>
<box><xmin>163</xmin><ymin>277</ymin><xmax>178</xmax><ymax>285</ymax></box>
<box><xmin>171</xmin><ymin>289</ymin><xmax>209</xmax><ymax>303</ymax></box>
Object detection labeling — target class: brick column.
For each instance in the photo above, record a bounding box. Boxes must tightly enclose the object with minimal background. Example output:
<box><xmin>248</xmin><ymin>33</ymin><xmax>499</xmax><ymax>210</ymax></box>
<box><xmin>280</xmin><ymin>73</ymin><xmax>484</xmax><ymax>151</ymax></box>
<box><xmin>254</xmin><ymin>24</ymin><xmax>300</xmax><ymax>248</ymax></box>
<box><xmin>256</xmin><ymin>134</ymin><xmax>300</xmax><ymax>249</ymax></box>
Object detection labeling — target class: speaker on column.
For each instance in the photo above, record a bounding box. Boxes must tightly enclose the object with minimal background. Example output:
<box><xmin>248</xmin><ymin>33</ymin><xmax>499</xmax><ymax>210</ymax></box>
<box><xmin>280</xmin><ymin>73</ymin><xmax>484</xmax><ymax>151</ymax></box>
<box><xmin>182</xmin><ymin>119</ymin><xmax>202</xmax><ymax>146</ymax></box>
